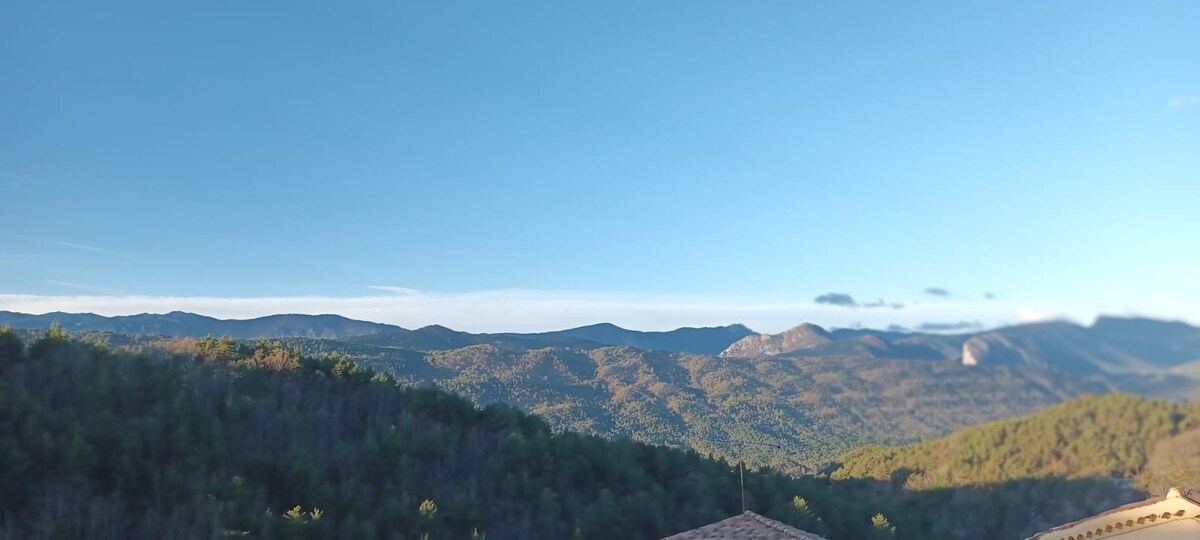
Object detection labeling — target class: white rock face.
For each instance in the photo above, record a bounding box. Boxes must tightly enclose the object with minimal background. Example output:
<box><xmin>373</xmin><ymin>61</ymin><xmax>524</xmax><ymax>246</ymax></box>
<box><xmin>719</xmin><ymin>323</ymin><xmax>832</xmax><ymax>357</ymax></box>
<box><xmin>962</xmin><ymin>342</ymin><xmax>979</xmax><ymax>366</ymax></box>
<box><xmin>962</xmin><ymin>337</ymin><xmax>987</xmax><ymax>366</ymax></box>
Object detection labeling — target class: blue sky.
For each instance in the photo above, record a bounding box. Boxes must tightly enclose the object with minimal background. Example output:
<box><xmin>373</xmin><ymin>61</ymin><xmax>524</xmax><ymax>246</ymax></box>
<box><xmin>2</xmin><ymin>1</ymin><xmax>1198</xmax><ymax>332</ymax></box>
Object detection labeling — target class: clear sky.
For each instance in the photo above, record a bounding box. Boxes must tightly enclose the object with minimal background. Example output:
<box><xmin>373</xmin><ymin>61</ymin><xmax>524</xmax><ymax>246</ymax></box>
<box><xmin>2</xmin><ymin>1</ymin><xmax>1198</xmax><ymax>332</ymax></box>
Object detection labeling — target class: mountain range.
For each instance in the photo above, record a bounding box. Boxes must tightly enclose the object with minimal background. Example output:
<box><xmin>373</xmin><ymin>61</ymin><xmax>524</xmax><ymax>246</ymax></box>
<box><xmin>0</xmin><ymin>310</ymin><xmax>401</xmax><ymax>339</ymax></box>
<box><xmin>6</xmin><ymin>309</ymin><xmax>1200</xmax><ymax>467</ymax></box>
<box><xmin>5</xmin><ymin>310</ymin><xmax>1200</xmax><ymax>383</ymax></box>
<box><xmin>0</xmin><ymin>310</ymin><xmax>754</xmax><ymax>355</ymax></box>
<box><xmin>719</xmin><ymin>316</ymin><xmax>1200</xmax><ymax>381</ymax></box>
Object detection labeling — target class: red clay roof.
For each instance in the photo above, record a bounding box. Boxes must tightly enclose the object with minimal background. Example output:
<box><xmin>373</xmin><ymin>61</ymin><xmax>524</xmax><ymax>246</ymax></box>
<box><xmin>661</xmin><ymin>511</ymin><xmax>827</xmax><ymax>540</ymax></box>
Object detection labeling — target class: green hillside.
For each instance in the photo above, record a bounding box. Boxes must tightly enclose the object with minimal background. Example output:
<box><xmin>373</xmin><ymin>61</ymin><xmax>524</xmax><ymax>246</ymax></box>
<box><xmin>356</xmin><ymin>343</ymin><xmax>1102</xmax><ymax>467</ymax></box>
<box><xmin>0</xmin><ymin>326</ymin><xmax>860</xmax><ymax>539</ymax></box>
<box><xmin>58</xmin><ymin>332</ymin><xmax>1109</xmax><ymax>468</ymax></box>
<box><xmin>832</xmin><ymin>394</ymin><xmax>1200</xmax><ymax>488</ymax></box>
<box><xmin>823</xmin><ymin>393</ymin><xmax>1200</xmax><ymax>539</ymax></box>
<box><xmin>2</xmin><ymin>327</ymin><xmax>1176</xmax><ymax>540</ymax></box>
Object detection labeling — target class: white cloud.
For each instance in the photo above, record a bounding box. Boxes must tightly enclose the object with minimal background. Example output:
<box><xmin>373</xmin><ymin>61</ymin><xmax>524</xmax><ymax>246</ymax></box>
<box><xmin>0</xmin><ymin>289</ymin><xmax>1124</xmax><ymax>334</ymax></box>
<box><xmin>42</xmin><ymin>281</ymin><xmax>126</xmax><ymax>295</ymax></box>
<box><xmin>365</xmin><ymin>285</ymin><xmax>421</xmax><ymax>295</ymax></box>
<box><xmin>1168</xmin><ymin>95</ymin><xmax>1200</xmax><ymax>108</ymax></box>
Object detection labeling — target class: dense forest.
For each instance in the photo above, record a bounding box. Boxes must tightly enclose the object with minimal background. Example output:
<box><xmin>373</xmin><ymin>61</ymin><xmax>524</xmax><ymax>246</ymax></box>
<box><xmin>827</xmin><ymin>394</ymin><xmax>1200</xmax><ymax>538</ymax></box>
<box><xmin>3</xmin><ymin>326</ymin><xmax>1194</xmax><ymax>539</ymax></box>
<box><xmin>0</xmin><ymin>325</ymin><xmax>882</xmax><ymax>539</ymax></box>
<box><xmin>2</xmin><ymin>327</ymin><xmax>1164</xmax><ymax>473</ymax></box>
<box><xmin>833</xmin><ymin>394</ymin><xmax>1200</xmax><ymax>488</ymax></box>
<box><xmin>272</xmin><ymin>336</ymin><xmax>1101</xmax><ymax>468</ymax></box>
<box><xmin>12</xmin><ymin>329</ymin><xmax>1102</xmax><ymax>470</ymax></box>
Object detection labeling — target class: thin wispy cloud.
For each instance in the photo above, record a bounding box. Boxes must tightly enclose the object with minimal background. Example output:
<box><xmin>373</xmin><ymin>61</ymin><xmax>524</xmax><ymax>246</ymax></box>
<box><xmin>7</xmin><ymin>233</ymin><xmax>110</xmax><ymax>254</ymax></box>
<box><xmin>0</xmin><ymin>289</ymin><xmax>1087</xmax><ymax>334</ymax></box>
<box><xmin>1168</xmin><ymin>96</ymin><xmax>1200</xmax><ymax>108</ymax></box>
<box><xmin>366</xmin><ymin>285</ymin><xmax>421</xmax><ymax>295</ymax></box>
<box><xmin>43</xmin><ymin>281</ymin><xmax>126</xmax><ymax>295</ymax></box>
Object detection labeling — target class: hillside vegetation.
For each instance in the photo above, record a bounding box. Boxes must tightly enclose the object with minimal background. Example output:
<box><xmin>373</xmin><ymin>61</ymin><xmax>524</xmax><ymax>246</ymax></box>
<box><xmin>823</xmin><ymin>394</ymin><xmax>1200</xmax><ymax>539</ymax></box>
<box><xmin>832</xmin><ymin>394</ymin><xmax>1200</xmax><ymax>488</ymax></box>
<box><xmin>334</xmin><ymin>342</ymin><xmax>1101</xmax><ymax>467</ymax></box>
<box><xmin>54</xmin><ymin>332</ymin><xmax>1108</xmax><ymax>468</ymax></box>
<box><xmin>1</xmin><ymin>327</ymin><xmax>1173</xmax><ymax>540</ymax></box>
<box><xmin>0</xmin><ymin>326</ymin><xmax>856</xmax><ymax>539</ymax></box>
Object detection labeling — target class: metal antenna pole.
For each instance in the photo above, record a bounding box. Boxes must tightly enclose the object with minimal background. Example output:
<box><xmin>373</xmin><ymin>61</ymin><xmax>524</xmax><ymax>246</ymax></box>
<box><xmin>739</xmin><ymin>461</ymin><xmax>745</xmax><ymax>512</ymax></box>
<box><xmin>698</xmin><ymin>437</ymin><xmax>782</xmax><ymax>514</ymax></box>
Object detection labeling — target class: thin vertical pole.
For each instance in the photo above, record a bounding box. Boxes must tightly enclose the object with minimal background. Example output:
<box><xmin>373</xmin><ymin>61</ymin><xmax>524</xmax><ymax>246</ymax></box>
<box><xmin>739</xmin><ymin>461</ymin><xmax>745</xmax><ymax>513</ymax></box>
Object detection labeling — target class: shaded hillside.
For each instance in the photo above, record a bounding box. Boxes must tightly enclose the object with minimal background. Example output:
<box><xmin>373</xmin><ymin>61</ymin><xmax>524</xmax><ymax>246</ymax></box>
<box><xmin>286</xmin><ymin>340</ymin><xmax>1107</xmax><ymax>466</ymax></box>
<box><xmin>0</xmin><ymin>310</ymin><xmax>400</xmax><ymax>339</ymax></box>
<box><xmin>0</xmin><ymin>327</ymin><xmax>849</xmax><ymax>539</ymax></box>
<box><xmin>822</xmin><ymin>394</ymin><xmax>1200</xmax><ymax>539</ymax></box>
<box><xmin>0</xmin><ymin>327</ymin><xmax>1161</xmax><ymax>540</ymax></box>
<box><xmin>831</xmin><ymin>394</ymin><xmax>1200</xmax><ymax>488</ymax></box>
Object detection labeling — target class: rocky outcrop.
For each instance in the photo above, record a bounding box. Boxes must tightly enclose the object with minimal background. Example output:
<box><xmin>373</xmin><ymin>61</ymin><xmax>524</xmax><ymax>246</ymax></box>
<box><xmin>961</xmin><ymin>335</ymin><xmax>1029</xmax><ymax>366</ymax></box>
<box><xmin>719</xmin><ymin>323</ymin><xmax>833</xmax><ymax>357</ymax></box>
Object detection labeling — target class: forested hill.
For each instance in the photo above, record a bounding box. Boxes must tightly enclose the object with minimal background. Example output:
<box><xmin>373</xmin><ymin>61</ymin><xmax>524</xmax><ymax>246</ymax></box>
<box><xmin>821</xmin><ymin>394</ymin><xmax>1200</xmax><ymax>539</ymax></box>
<box><xmin>831</xmin><ymin>394</ymin><xmax>1200</xmax><ymax>488</ymax></box>
<box><xmin>3</xmin><ymin>326</ymin><xmax>1182</xmax><ymax>539</ymax></box>
<box><xmin>281</xmin><ymin>338</ymin><xmax>1103</xmax><ymax>467</ymax></box>
<box><xmin>0</xmin><ymin>326</ymin><xmax>856</xmax><ymax>539</ymax></box>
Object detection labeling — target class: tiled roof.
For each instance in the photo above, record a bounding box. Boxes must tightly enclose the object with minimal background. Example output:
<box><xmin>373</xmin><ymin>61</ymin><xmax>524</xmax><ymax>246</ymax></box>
<box><xmin>1026</xmin><ymin>487</ymin><xmax>1200</xmax><ymax>540</ymax></box>
<box><xmin>661</xmin><ymin>511</ymin><xmax>828</xmax><ymax>540</ymax></box>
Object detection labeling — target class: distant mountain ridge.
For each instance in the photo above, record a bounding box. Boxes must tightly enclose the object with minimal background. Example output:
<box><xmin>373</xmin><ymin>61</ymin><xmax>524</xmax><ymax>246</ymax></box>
<box><xmin>0</xmin><ymin>310</ymin><xmax>401</xmax><ymax>339</ymax></box>
<box><xmin>720</xmin><ymin>316</ymin><xmax>1200</xmax><ymax>379</ymax></box>
<box><xmin>0</xmin><ymin>311</ymin><xmax>753</xmax><ymax>355</ymax></box>
<box><xmin>504</xmin><ymin>322</ymin><xmax>755</xmax><ymax>355</ymax></box>
<box><xmin>5</xmin><ymin>310</ymin><xmax>1199</xmax><ymax>377</ymax></box>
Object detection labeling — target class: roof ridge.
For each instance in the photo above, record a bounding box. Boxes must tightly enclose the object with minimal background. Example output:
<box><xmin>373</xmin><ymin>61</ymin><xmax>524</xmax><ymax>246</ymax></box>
<box><xmin>743</xmin><ymin>511</ymin><xmax>815</xmax><ymax>538</ymax></box>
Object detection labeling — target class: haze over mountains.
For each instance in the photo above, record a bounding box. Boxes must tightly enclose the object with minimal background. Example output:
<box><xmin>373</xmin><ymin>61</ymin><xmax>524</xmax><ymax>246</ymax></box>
<box><xmin>0</xmin><ymin>310</ymin><xmax>755</xmax><ymax>355</ymax></box>
<box><xmin>0</xmin><ymin>310</ymin><xmax>401</xmax><ymax>340</ymax></box>
<box><xmin>720</xmin><ymin>316</ymin><xmax>1200</xmax><ymax>379</ymax></box>
<box><xmin>5</xmin><ymin>310</ymin><xmax>1198</xmax><ymax>380</ymax></box>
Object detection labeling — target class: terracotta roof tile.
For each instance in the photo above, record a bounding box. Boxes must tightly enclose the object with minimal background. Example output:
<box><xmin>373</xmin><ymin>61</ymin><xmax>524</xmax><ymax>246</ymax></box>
<box><xmin>661</xmin><ymin>511</ymin><xmax>827</xmax><ymax>540</ymax></box>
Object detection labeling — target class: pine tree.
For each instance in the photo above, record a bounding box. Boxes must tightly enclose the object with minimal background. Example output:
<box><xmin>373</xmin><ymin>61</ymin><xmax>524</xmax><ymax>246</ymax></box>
<box><xmin>0</xmin><ymin>325</ymin><xmax>22</xmax><ymax>369</ymax></box>
<box><xmin>871</xmin><ymin>513</ymin><xmax>896</xmax><ymax>538</ymax></box>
